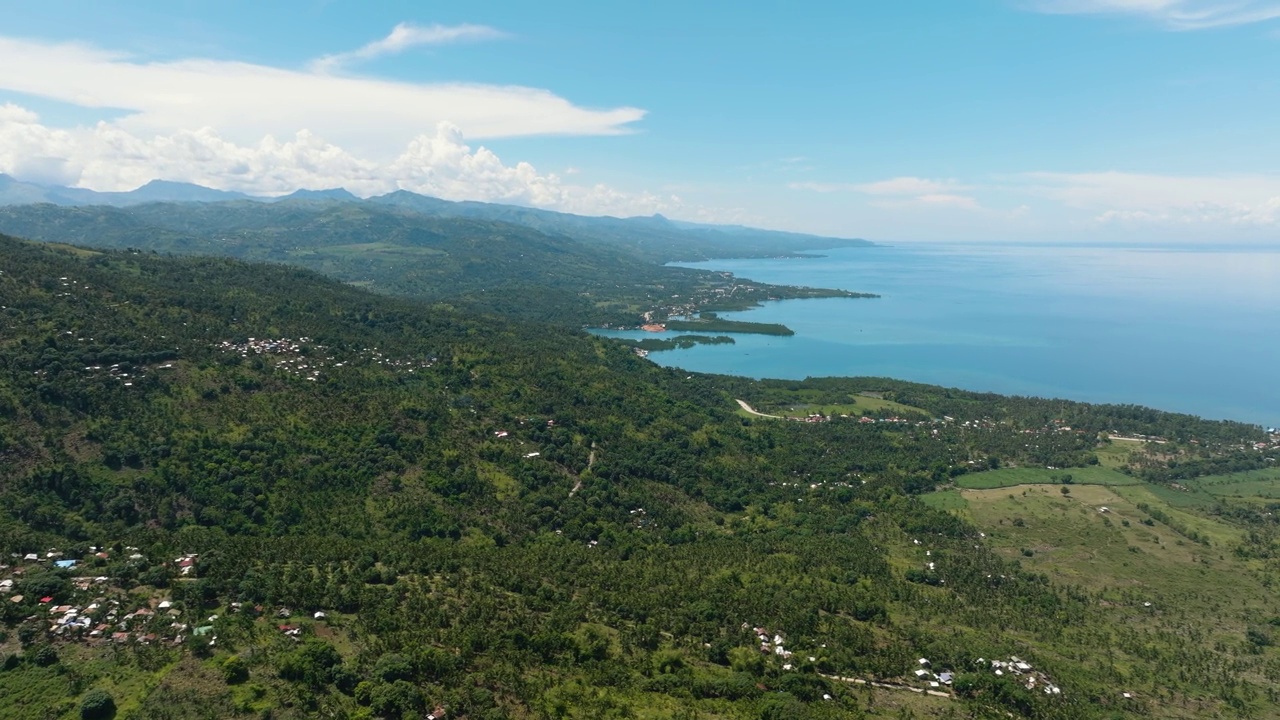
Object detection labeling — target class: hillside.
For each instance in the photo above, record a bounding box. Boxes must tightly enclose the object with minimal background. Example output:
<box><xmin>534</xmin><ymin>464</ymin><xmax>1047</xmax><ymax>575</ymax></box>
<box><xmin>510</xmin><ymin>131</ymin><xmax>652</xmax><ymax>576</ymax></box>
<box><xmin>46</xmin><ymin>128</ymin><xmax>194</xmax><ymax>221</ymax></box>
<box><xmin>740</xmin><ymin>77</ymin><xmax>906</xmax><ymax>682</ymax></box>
<box><xmin>0</xmin><ymin>236</ymin><xmax>1277</xmax><ymax>719</ymax></box>
<box><xmin>0</xmin><ymin>200</ymin><xmax>871</xmax><ymax>328</ymax></box>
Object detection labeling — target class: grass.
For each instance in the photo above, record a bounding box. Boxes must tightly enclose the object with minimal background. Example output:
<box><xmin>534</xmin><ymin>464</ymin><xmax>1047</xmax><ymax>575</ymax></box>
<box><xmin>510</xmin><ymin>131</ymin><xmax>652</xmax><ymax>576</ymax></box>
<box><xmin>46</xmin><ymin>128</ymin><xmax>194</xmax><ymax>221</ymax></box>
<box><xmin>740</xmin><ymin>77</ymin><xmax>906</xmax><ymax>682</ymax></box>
<box><xmin>744</xmin><ymin>387</ymin><xmax>926</xmax><ymax>418</ymax></box>
<box><xmin>1188</xmin><ymin>466</ymin><xmax>1280</xmax><ymax>499</ymax></box>
<box><xmin>1095</xmin><ymin>441</ymin><xmax>1139</xmax><ymax>469</ymax></box>
<box><xmin>956</xmin><ymin>465</ymin><xmax>1139</xmax><ymax>489</ymax></box>
<box><xmin>919</xmin><ymin>489</ymin><xmax>967</xmax><ymax>511</ymax></box>
<box><xmin>958</xmin><ymin>482</ymin><xmax>1266</xmax><ymax>622</ymax></box>
<box><xmin>921</xmin><ymin>480</ymin><xmax>1280</xmax><ymax>718</ymax></box>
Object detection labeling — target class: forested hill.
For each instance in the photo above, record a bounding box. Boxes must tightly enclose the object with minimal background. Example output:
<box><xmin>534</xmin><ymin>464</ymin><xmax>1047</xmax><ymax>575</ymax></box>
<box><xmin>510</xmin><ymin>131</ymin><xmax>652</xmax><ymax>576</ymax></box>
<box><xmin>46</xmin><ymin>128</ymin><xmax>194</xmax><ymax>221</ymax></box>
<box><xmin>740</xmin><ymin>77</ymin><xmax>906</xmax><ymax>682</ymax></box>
<box><xmin>0</xmin><ymin>199</ymin><xmax>870</xmax><ymax>328</ymax></box>
<box><xmin>1</xmin><ymin>236</ymin><xmax>1276</xmax><ymax>720</ymax></box>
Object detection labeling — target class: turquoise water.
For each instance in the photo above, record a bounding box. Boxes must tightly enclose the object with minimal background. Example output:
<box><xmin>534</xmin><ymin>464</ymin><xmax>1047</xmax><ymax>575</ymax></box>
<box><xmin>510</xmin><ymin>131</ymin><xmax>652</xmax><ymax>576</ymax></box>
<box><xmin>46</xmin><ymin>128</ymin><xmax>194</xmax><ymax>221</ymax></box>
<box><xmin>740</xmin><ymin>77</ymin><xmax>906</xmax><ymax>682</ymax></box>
<box><xmin>596</xmin><ymin>244</ymin><xmax>1280</xmax><ymax>426</ymax></box>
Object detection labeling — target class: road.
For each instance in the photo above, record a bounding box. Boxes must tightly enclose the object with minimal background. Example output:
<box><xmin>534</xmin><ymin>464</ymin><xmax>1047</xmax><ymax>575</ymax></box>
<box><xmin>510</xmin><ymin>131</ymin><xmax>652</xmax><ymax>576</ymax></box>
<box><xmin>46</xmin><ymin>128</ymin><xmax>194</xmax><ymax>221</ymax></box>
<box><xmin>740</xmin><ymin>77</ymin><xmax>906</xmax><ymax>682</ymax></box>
<box><xmin>736</xmin><ymin>399</ymin><xmax>781</xmax><ymax>418</ymax></box>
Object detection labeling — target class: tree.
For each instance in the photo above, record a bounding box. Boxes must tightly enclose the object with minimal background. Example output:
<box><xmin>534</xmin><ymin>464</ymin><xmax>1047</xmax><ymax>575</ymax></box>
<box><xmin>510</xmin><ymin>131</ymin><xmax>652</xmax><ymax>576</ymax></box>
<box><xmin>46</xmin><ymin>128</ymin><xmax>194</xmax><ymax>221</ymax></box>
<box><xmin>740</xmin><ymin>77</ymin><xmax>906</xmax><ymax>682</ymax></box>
<box><xmin>80</xmin><ymin>688</ymin><xmax>116</xmax><ymax>720</ymax></box>
<box><xmin>373</xmin><ymin>653</ymin><xmax>413</xmax><ymax>683</ymax></box>
<box><xmin>369</xmin><ymin>680</ymin><xmax>423</xmax><ymax>718</ymax></box>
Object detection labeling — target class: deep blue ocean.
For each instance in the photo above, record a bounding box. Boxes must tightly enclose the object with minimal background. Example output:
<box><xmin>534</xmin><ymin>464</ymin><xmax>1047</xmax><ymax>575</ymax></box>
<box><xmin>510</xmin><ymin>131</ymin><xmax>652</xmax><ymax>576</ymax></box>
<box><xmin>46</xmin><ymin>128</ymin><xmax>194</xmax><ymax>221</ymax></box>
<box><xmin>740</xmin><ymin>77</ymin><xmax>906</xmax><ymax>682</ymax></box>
<box><xmin>595</xmin><ymin>243</ymin><xmax>1280</xmax><ymax>426</ymax></box>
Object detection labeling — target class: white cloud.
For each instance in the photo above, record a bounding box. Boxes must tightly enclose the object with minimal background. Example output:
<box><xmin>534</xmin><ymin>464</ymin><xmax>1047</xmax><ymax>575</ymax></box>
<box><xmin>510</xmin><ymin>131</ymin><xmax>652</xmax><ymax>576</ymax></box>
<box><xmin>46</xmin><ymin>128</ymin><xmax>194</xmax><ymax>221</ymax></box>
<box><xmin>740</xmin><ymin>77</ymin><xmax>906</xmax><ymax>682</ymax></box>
<box><xmin>0</xmin><ymin>102</ymin><xmax>715</xmax><ymax>219</ymax></box>
<box><xmin>1021</xmin><ymin>170</ymin><xmax>1280</xmax><ymax>225</ymax></box>
<box><xmin>0</xmin><ymin>34</ymin><xmax>643</xmax><ymax>157</ymax></box>
<box><xmin>916</xmin><ymin>193</ymin><xmax>982</xmax><ymax>209</ymax></box>
<box><xmin>311</xmin><ymin>23</ymin><xmax>507</xmax><ymax>73</ymax></box>
<box><xmin>790</xmin><ymin>176</ymin><xmax>982</xmax><ymax>210</ymax></box>
<box><xmin>1028</xmin><ymin>0</ymin><xmax>1280</xmax><ymax>29</ymax></box>
<box><xmin>854</xmin><ymin>176</ymin><xmax>969</xmax><ymax>196</ymax></box>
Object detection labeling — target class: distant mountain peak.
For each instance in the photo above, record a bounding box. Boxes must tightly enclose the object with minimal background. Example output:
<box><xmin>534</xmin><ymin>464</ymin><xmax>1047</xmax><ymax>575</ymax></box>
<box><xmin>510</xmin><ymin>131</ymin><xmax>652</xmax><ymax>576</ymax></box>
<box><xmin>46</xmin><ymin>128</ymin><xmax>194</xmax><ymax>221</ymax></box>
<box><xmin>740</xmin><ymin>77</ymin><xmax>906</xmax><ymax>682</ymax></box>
<box><xmin>280</xmin><ymin>187</ymin><xmax>360</xmax><ymax>202</ymax></box>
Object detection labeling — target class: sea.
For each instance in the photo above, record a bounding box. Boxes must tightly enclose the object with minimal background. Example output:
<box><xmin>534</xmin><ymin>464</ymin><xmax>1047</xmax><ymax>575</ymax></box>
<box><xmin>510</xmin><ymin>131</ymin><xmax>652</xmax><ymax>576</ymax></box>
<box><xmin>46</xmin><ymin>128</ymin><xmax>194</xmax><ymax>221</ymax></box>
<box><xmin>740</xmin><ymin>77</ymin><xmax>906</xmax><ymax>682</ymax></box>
<box><xmin>594</xmin><ymin>243</ymin><xmax>1280</xmax><ymax>427</ymax></box>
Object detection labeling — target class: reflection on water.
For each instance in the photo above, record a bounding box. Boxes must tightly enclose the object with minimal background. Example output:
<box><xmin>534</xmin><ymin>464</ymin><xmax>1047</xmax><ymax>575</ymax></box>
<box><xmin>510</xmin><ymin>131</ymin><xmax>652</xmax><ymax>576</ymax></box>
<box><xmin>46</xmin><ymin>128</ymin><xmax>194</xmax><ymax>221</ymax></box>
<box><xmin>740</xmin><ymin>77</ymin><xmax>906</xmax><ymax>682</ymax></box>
<box><xmin>595</xmin><ymin>244</ymin><xmax>1280</xmax><ymax>425</ymax></box>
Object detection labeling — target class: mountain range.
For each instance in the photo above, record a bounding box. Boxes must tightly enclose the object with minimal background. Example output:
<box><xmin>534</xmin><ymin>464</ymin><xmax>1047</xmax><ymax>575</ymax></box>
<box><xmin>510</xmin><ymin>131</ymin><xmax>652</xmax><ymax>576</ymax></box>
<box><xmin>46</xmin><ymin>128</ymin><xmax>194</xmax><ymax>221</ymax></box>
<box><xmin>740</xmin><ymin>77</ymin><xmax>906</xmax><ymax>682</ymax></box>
<box><xmin>0</xmin><ymin>173</ymin><xmax>866</xmax><ymax>262</ymax></box>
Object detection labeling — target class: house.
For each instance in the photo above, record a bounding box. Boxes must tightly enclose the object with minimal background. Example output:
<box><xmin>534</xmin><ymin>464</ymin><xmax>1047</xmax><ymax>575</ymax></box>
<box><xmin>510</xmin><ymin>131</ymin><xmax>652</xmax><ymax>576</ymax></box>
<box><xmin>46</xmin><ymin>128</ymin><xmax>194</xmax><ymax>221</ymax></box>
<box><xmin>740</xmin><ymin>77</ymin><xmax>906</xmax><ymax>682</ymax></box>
<box><xmin>23</xmin><ymin>553</ymin><xmax>38</xmax><ymax>562</ymax></box>
<box><xmin>426</xmin><ymin>706</ymin><xmax>447</xmax><ymax>720</ymax></box>
<box><xmin>918</xmin><ymin>658</ymin><xmax>931</xmax><ymax>667</ymax></box>
<box><xmin>938</xmin><ymin>672</ymin><xmax>954</xmax><ymax>685</ymax></box>
<box><xmin>914</xmin><ymin>669</ymin><xmax>930</xmax><ymax>678</ymax></box>
<box><xmin>314</xmin><ymin>611</ymin><xmax>327</xmax><ymax>620</ymax></box>
<box><xmin>54</xmin><ymin>559</ymin><xmax>77</xmax><ymax>569</ymax></box>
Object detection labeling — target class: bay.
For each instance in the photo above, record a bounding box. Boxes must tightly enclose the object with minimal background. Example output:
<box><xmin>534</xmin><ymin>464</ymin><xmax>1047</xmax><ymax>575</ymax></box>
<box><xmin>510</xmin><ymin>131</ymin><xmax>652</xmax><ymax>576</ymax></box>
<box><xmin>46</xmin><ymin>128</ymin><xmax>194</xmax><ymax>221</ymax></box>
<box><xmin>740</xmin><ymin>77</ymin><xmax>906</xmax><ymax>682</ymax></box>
<box><xmin>595</xmin><ymin>243</ymin><xmax>1280</xmax><ymax>426</ymax></box>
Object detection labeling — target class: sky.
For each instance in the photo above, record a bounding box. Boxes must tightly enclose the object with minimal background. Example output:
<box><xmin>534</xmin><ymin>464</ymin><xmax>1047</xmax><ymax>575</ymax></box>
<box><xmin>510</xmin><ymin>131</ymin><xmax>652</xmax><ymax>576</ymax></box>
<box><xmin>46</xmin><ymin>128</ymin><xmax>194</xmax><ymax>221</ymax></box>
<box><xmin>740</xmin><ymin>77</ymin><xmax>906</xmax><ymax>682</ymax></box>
<box><xmin>2</xmin><ymin>0</ymin><xmax>1280</xmax><ymax>242</ymax></box>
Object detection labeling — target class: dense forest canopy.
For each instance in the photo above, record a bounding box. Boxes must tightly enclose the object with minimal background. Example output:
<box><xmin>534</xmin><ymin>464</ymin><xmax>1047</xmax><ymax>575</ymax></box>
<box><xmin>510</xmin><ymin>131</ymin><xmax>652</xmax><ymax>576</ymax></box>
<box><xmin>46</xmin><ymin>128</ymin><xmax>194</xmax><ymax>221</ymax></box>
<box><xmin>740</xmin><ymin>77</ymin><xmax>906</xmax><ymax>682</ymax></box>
<box><xmin>0</xmin><ymin>235</ymin><xmax>1277</xmax><ymax>719</ymax></box>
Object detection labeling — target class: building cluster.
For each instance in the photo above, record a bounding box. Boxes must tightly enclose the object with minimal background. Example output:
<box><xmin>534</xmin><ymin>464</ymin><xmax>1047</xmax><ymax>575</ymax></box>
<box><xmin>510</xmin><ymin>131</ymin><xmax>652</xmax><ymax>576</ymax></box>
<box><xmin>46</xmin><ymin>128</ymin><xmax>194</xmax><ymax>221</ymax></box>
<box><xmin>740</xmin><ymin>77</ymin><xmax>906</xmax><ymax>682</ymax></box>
<box><xmin>2</xmin><ymin>548</ymin><xmax>213</xmax><ymax>648</ymax></box>
<box><xmin>216</xmin><ymin>338</ymin><xmax>436</xmax><ymax>381</ymax></box>
<box><xmin>977</xmin><ymin>655</ymin><xmax>1063</xmax><ymax>696</ymax></box>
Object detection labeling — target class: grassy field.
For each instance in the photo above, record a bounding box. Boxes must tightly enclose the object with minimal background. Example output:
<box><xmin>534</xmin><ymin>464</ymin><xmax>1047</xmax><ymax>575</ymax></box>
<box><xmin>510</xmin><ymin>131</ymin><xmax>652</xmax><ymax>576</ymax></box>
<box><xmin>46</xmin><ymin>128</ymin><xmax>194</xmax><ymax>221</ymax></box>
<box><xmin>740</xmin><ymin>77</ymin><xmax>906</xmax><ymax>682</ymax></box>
<box><xmin>1094</xmin><ymin>440</ymin><xmax>1139</xmax><ymax>469</ymax></box>
<box><xmin>956</xmin><ymin>465</ymin><xmax>1140</xmax><ymax>489</ymax></box>
<box><xmin>743</xmin><ymin>387</ymin><xmax>926</xmax><ymax>419</ymax></box>
<box><xmin>919</xmin><ymin>488</ymin><xmax>967</xmax><ymax>511</ymax></box>
<box><xmin>1190</xmin><ymin>466</ymin><xmax>1280</xmax><ymax>499</ymax></box>
<box><xmin>914</xmin><ymin>474</ymin><xmax>1280</xmax><ymax>717</ymax></box>
<box><xmin>943</xmin><ymin>482</ymin><xmax>1280</xmax><ymax>716</ymax></box>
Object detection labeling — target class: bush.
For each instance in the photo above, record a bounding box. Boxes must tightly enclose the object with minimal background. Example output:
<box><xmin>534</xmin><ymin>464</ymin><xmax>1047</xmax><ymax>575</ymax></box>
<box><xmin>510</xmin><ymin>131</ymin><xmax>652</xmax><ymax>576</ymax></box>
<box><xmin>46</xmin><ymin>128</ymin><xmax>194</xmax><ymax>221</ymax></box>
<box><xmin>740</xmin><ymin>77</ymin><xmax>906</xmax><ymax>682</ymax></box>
<box><xmin>727</xmin><ymin>647</ymin><xmax>764</xmax><ymax>676</ymax></box>
<box><xmin>31</xmin><ymin>645</ymin><xmax>58</xmax><ymax>667</ymax></box>
<box><xmin>80</xmin><ymin>688</ymin><xmax>116</xmax><ymax>720</ymax></box>
<box><xmin>220</xmin><ymin>655</ymin><xmax>249</xmax><ymax>684</ymax></box>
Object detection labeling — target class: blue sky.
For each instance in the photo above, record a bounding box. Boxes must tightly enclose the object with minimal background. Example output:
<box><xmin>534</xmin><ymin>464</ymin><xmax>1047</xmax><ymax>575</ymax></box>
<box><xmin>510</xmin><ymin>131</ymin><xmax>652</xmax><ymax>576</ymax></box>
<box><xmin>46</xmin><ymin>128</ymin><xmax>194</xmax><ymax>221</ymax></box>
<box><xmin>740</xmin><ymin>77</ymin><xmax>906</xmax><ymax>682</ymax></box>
<box><xmin>2</xmin><ymin>0</ymin><xmax>1280</xmax><ymax>241</ymax></box>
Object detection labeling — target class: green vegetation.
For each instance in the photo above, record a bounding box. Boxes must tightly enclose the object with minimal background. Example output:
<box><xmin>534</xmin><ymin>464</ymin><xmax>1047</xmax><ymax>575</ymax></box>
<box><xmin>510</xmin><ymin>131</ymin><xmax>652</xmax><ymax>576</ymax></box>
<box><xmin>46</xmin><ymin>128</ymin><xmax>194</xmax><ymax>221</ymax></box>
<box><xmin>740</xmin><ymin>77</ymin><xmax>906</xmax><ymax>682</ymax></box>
<box><xmin>664</xmin><ymin>317</ymin><xmax>796</xmax><ymax>336</ymax></box>
<box><xmin>957</xmin><ymin>466</ymin><xmax>1141</xmax><ymax>489</ymax></box>
<box><xmin>0</xmin><ymin>200</ymin><xmax>875</xmax><ymax>330</ymax></box>
<box><xmin>0</xmin><ymin>235</ymin><xmax>1276</xmax><ymax>719</ymax></box>
<box><xmin>718</xmin><ymin>384</ymin><xmax>928</xmax><ymax>420</ymax></box>
<box><xmin>619</xmin><ymin>334</ymin><xmax>735</xmax><ymax>352</ymax></box>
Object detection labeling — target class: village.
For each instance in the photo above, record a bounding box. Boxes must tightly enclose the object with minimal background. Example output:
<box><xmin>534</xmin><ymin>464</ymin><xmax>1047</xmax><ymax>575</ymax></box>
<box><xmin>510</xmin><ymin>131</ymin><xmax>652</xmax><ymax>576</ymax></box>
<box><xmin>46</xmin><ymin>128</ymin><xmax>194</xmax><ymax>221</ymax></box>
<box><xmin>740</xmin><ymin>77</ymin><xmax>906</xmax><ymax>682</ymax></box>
<box><xmin>3</xmin><ymin>539</ymin><xmax>1079</xmax><ymax>708</ymax></box>
<box><xmin>216</xmin><ymin>337</ymin><xmax>437</xmax><ymax>380</ymax></box>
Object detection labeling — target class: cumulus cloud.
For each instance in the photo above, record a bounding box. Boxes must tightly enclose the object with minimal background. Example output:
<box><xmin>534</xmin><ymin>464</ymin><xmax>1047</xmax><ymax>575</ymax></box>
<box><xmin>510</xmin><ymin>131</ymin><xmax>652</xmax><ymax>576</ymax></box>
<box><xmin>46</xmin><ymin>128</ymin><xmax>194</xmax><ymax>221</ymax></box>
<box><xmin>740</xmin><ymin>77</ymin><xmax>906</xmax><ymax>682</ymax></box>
<box><xmin>311</xmin><ymin>23</ymin><xmax>507</xmax><ymax>73</ymax></box>
<box><xmin>0</xmin><ymin>34</ymin><xmax>643</xmax><ymax>156</ymax></box>
<box><xmin>0</xmin><ymin>102</ymin><xmax>695</xmax><ymax>218</ymax></box>
<box><xmin>1028</xmin><ymin>0</ymin><xmax>1280</xmax><ymax>29</ymax></box>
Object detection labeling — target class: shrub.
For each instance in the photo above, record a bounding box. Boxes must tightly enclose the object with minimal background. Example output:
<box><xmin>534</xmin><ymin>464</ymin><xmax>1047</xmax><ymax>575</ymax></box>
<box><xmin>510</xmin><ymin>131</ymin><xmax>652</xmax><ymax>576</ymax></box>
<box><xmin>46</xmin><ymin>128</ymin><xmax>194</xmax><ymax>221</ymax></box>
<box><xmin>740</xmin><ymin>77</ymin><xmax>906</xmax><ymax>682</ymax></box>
<box><xmin>220</xmin><ymin>655</ymin><xmax>249</xmax><ymax>684</ymax></box>
<box><xmin>31</xmin><ymin>645</ymin><xmax>58</xmax><ymax>667</ymax></box>
<box><xmin>80</xmin><ymin>688</ymin><xmax>116</xmax><ymax>720</ymax></box>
